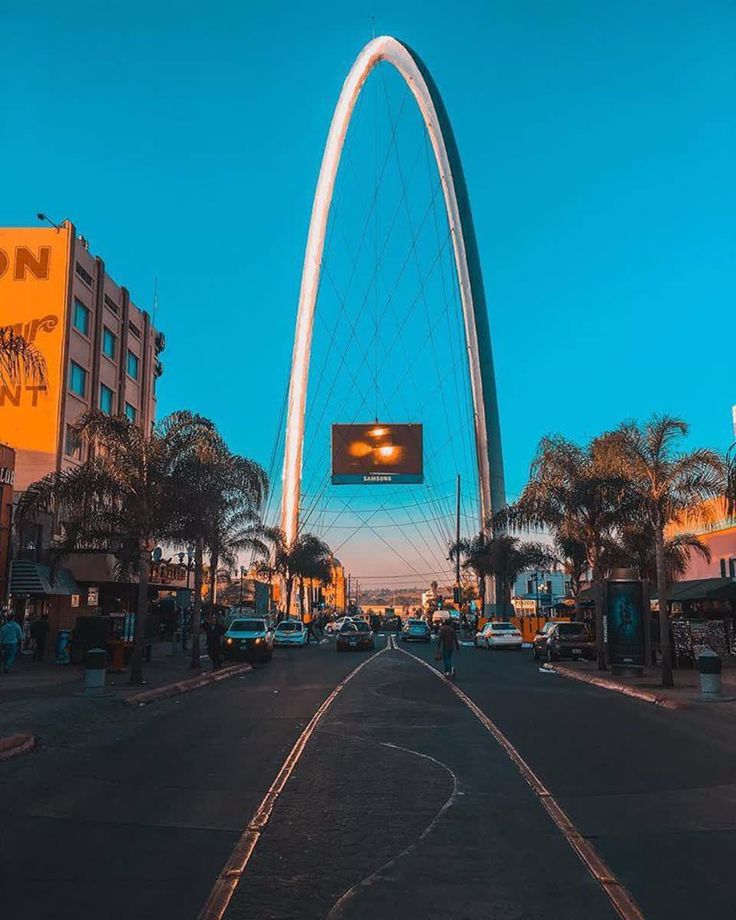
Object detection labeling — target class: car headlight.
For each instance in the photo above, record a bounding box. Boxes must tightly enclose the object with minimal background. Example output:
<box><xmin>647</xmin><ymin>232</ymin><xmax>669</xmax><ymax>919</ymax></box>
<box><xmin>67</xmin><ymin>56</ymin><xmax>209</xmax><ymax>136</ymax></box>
<box><xmin>255</xmin><ymin>637</ymin><xmax>264</xmax><ymax>645</ymax></box>
<box><xmin>226</xmin><ymin>638</ymin><xmax>234</xmax><ymax>645</ymax></box>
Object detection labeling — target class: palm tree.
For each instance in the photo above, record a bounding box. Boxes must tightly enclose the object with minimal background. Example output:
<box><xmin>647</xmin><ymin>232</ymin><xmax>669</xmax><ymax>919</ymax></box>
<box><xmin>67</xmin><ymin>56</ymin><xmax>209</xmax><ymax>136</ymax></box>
<box><xmin>171</xmin><ymin>440</ymin><xmax>268</xmax><ymax>668</ymax></box>
<box><xmin>455</xmin><ymin>531</ymin><xmax>555</xmax><ymax>619</ymax></box>
<box><xmin>0</xmin><ymin>327</ymin><xmax>46</xmax><ymax>386</ymax></box>
<box><xmin>274</xmin><ymin>532</ymin><xmax>333</xmax><ymax>618</ymax></box>
<box><xmin>16</xmin><ymin>410</ymin><xmax>214</xmax><ymax>684</ymax></box>
<box><xmin>204</xmin><ymin>502</ymin><xmax>273</xmax><ymax>607</ymax></box>
<box><xmin>606</xmin><ymin>416</ymin><xmax>723</xmax><ymax>687</ymax></box>
<box><xmin>503</xmin><ymin>434</ymin><xmax>633</xmax><ymax>668</ymax></box>
<box><xmin>463</xmin><ymin>527</ymin><xmax>557</xmax><ymax>620</ymax></box>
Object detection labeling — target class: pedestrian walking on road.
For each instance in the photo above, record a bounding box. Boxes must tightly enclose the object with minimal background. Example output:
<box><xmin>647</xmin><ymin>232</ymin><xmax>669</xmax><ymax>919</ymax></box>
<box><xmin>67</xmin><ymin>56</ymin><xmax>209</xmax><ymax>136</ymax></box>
<box><xmin>0</xmin><ymin>615</ymin><xmax>24</xmax><ymax>674</ymax></box>
<box><xmin>30</xmin><ymin>614</ymin><xmax>50</xmax><ymax>662</ymax></box>
<box><xmin>203</xmin><ymin>614</ymin><xmax>226</xmax><ymax>670</ymax></box>
<box><xmin>437</xmin><ymin>620</ymin><xmax>459</xmax><ymax>679</ymax></box>
<box><xmin>304</xmin><ymin>612</ymin><xmax>317</xmax><ymax>645</ymax></box>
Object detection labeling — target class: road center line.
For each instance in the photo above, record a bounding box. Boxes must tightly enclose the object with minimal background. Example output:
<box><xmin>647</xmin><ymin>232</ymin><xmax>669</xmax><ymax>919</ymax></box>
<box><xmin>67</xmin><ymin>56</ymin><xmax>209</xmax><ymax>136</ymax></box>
<box><xmin>396</xmin><ymin>645</ymin><xmax>646</xmax><ymax>920</ymax></box>
<box><xmin>196</xmin><ymin>644</ymin><xmax>389</xmax><ymax>920</ymax></box>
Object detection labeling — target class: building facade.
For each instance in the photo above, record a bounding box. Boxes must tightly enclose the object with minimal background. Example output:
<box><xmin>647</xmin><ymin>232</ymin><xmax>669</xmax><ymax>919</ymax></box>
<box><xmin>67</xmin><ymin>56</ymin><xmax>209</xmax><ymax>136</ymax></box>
<box><xmin>0</xmin><ymin>444</ymin><xmax>15</xmax><ymax>604</ymax></box>
<box><xmin>0</xmin><ymin>222</ymin><xmax>164</xmax><ymax>491</ymax></box>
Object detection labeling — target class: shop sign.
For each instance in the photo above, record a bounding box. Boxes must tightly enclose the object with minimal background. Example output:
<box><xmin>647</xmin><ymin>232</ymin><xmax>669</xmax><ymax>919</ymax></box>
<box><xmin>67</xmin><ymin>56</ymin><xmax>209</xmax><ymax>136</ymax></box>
<box><xmin>606</xmin><ymin>580</ymin><xmax>645</xmax><ymax>667</ymax></box>
<box><xmin>87</xmin><ymin>586</ymin><xmax>99</xmax><ymax>607</ymax></box>
<box><xmin>71</xmin><ymin>594</ymin><xmax>80</xmax><ymax>608</ymax></box>
<box><xmin>0</xmin><ymin>467</ymin><xmax>14</xmax><ymax>486</ymax></box>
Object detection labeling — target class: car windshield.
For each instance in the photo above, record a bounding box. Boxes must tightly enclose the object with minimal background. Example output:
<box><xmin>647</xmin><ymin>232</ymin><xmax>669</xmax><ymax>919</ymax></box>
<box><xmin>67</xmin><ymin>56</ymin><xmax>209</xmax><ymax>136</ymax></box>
<box><xmin>491</xmin><ymin>623</ymin><xmax>515</xmax><ymax>630</ymax></box>
<box><xmin>340</xmin><ymin>623</ymin><xmax>357</xmax><ymax>632</ymax></box>
<box><xmin>276</xmin><ymin>622</ymin><xmax>300</xmax><ymax>632</ymax></box>
<box><xmin>558</xmin><ymin>623</ymin><xmax>589</xmax><ymax>637</ymax></box>
<box><xmin>356</xmin><ymin>622</ymin><xmax>370</xmax><ymax>632</ymax></box>
<box><xmin>230</xmin><ymin>619</ymin><xmax>265</xmax><ymax>632</ymax></box>
<box><xmin>408</xmin><ymin>621</ymin><xmax>426</xmax><ymax>628</ymax></box>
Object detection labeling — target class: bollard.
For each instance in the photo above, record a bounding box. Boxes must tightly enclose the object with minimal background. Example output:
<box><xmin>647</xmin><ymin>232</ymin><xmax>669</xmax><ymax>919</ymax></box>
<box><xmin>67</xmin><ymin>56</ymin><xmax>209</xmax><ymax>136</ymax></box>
<box><xmin>698</xmin><ymin>649</ymin><xmax>722</xmax><ymax>699</ymax></box>
<box><xmin>85</xmin><ymin>648</ymin><xmax>107</xmax><ymax>695</ymax></box>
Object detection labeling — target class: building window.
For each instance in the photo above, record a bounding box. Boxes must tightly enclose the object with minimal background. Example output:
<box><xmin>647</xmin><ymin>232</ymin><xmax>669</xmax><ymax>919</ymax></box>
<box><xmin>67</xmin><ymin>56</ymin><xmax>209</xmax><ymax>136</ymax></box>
<box><xmin>73</xmin><ymin>299</ymin><xmax>90</xmax><ymax>336</ymax></box>
<box><xmin>127</xmin><ymin>350</ymin><xmax>139</xmax><ymax>380</ymax></box>
<box><xmin>100</xmin><ymin>383</ymin><xmax>114</xmax><ymax>414</ymax></box>
<box><xmin>104</xmin><ymin>293</ymin><xmax>119</xmax><ymax>315</ymax></box>
<box><xmin>65</xmin><ymin>424</ymin><xmax>81</xmax><ymax>459</ymax></box>
<box><xmin>125</xmin><ymin>403</ymin><xmax>137</xmax><ymax>422</ymax></box>
<box><xmin>69</xmin><ymin>361</ymin><xmax>87</xmax><ymax>398</ymax></box>
<box><xmin>75</xmin><ymin>261</ymin><xmax>94</xmax><ymax>287</ymax></box>
<box><xmin>102</xmin><ymin>327</ymin><xmax>117</xmax><ymax>359</ymax></box>
<box><xmin>721</xmin><ymin>558</ymin><xmax>727</xmax><ymax>578</ymax></box>
<box><xmin>128</xmin><ymin>320</ymin><xmax>141</xmax><ymax>339</ymax></box>
<box><xmin>729</xmin><ymin>559</ymin><xmax>736</xmax><ymax>579</ymax></box>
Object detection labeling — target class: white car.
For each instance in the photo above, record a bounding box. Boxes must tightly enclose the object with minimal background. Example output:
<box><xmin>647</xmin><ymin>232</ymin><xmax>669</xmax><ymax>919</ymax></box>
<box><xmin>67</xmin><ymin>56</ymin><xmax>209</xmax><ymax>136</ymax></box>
<box><xmin>273</xmin><ymin>620</ymin><xmax>307</xmax><ymax>647</ymax></box>
<box><xmin>325</xmin><ymin>616</ymin><xmax>356</xmax><ymax>634</ymax></box>
<box><xmin>475</xmin><ymin>621</ymin><xmax>523</xmax><ymax>649</ymax></box>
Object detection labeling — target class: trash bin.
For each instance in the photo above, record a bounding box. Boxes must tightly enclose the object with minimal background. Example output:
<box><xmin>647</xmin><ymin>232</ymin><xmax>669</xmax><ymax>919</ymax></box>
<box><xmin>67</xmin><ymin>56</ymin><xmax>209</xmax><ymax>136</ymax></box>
<box><xmin>85</xmin><ymin>647</ymin><xmax>107</xmax><ymax>695</ymax></box>
<box><xmin>55</xmin><ymin>629</ymin><xmax>71</xmax><ymax>665</ymax></box>
<box><xmin>698</xmin><ymin>649</ymin><xmax>722</xmax><ymax>698</ymax></box>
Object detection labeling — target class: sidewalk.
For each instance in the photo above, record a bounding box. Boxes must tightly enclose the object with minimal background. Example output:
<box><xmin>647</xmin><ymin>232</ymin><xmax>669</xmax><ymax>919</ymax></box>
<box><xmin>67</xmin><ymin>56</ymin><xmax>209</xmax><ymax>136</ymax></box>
<box><xmin>552</xmin><ymin>658</ymin><xmax>736</xmax><ymax>710</ymax></box>
<box><xmin>0</xmin><ymin>640</ymin><xmax>222</xmax><ymax>703</ymax></box>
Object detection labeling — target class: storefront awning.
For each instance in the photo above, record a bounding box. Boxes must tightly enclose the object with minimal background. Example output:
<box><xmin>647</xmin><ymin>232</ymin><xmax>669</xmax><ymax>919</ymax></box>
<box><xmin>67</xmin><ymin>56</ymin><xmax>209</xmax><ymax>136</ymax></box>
<box><xmin>10</xmin><ymin>560</ymin><xmax>80</xmax><ymax>596</ymax></box>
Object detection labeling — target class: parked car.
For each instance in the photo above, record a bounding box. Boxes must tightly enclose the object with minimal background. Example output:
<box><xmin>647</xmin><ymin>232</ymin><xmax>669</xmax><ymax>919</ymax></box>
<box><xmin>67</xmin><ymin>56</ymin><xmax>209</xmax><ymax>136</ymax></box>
<box><xmin>534</xmin><ymin>621</ymin><xmax>595</xmax><ymax>662</ymax></box>
<box><xmin>223</xmin><ymin>618</ymin><xmax>273</xmax><ymax>663</ymax></box>
<box><xmin>336</xmin><ymin>620</ymin><xmax>375</xmax><ymax>652</ymax></box>
<box><xmin>273</xmin><ymin>620</ymin><xmax>307</xmax><ymax>648</ymax></box>
<box><xmin>475</xmin><ymin>621</ymin><xmax>523</xmax><ymax>649</ymax></box>
<box><xmin>401</xmin><ymin>619</ymin><xmax>432</xmax><ymax>643</ymax></box>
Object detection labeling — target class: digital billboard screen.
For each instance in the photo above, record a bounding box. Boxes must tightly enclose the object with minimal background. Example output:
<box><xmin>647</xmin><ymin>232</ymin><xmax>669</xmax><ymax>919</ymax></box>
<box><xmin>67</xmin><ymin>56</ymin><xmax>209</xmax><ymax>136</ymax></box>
<box><xmin>331</xmin><ymin>423</ymin><xmax>423</xmax><ymax>485</ymax></box>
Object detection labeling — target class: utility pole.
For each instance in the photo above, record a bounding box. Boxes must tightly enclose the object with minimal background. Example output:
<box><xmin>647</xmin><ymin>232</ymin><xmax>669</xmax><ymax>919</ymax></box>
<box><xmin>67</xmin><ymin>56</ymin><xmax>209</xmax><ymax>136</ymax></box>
<box><xmin>347</xmin><ymin>573</ymin><xmax>351</xmax><ymax>614</ymax></box>
<box><xmin>455</xmin><ymin>474</ymin><xmax>461</xmax><ymax>592</ymax></box>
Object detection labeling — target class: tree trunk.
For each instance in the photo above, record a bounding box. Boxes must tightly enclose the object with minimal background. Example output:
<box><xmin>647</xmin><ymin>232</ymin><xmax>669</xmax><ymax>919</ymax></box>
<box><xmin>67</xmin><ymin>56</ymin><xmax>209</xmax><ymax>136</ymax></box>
<box><xmin>299</xmin><ymin>577</ymin><xmax>305</xmax><ymax>621</ymax></box>
<box><xmin>190</xmin><ymin>537</ymin><xmax>204</xmax><ymax>669</ymax></box>
<box><xmin>285</xmin><ymin>574</ymin><xmax>293</xmax><ymax>620</ymax></box>
<box><xmin>654</xmin><ymin>527</ymin><xmax>673</xmax><ymax>687</ymax></box>
<box><xmin>209</xmin><ymin>552</ymin><xmax>218</xmax><ymax>606</ymax></box>
<box><xmin>129</xmin><ymin>537</ymin><xmax>152</xmax><ymax>685</ymax></box>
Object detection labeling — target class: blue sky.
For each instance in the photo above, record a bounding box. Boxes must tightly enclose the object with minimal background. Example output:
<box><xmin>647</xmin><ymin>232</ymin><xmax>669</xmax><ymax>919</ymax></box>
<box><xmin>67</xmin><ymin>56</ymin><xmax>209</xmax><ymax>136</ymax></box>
<box><xmin>3</xmin><ymin>1</ymin><xmax>735</xmax><ymax>578</ymax></box>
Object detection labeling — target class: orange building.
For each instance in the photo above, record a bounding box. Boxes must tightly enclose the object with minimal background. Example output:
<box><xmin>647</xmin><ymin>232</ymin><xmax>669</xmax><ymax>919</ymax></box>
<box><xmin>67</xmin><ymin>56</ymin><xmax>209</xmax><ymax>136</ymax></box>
<box><xmin>667</xmin><ymin>499</ymin><xmax>736</xmax><ymax>580</ymax></box>
<box><xmin>0</xmin><ymin>222</ymin><xmax>164</xmax><ymax>491</ymax></box>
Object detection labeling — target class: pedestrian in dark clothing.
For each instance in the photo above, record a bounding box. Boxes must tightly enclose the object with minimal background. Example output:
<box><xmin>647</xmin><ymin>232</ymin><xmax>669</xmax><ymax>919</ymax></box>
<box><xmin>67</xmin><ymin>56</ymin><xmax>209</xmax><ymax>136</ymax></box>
<box><xmin>30</xmin><ymin>615</ymin><xmax>50</xmax><ymax>662</ymax></box>
<box><xmin>437</xmin><ymin>621</ymin><xmax>459</xmax><ymax>678</ymax></box>
<box><xmin>204</xmin><ymin>615</ymin><xmax>226</xmax><ymax>670</ymax></box>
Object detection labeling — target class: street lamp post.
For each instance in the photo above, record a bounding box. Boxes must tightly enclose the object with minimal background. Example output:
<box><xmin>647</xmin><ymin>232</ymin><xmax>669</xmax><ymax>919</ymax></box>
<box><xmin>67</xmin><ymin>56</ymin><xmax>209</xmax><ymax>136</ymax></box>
<box><xmin>239</xmin><ymin>566</ymin><xmax>246</xmax><ymax>606</ymax></box>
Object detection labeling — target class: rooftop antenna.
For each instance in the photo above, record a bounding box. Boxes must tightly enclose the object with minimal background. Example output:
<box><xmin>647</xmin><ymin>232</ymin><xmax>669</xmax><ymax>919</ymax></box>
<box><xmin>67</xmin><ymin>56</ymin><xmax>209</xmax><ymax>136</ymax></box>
<box><xmin>36</xmin><ymin>212</ymin><xmax>61</xmax><ymax>229</ymax></box>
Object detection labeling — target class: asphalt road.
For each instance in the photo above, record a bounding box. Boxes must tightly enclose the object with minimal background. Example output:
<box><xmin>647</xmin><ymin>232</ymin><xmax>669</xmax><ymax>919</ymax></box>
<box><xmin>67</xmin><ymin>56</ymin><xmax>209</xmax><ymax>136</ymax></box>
<box><xmin>2</xmin><ymin>633</ymin><xmax>735</xmax><ymax>919</ymax></box>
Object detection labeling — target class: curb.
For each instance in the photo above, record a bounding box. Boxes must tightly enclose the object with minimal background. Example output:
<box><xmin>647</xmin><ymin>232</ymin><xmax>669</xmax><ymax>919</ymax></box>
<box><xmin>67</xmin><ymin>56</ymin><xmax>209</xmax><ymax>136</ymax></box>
<box><xmin>552</xmin><ymin>665</ymin><xmax>688</xmax><ymax>710</ymax></box>
<box><xmin>0</xmin><ymin>732</ymin><xmax>36</xmax><ymax>761</ymax></box>
<box><xmin>125</xmin><ymin>663</ymin><xmax>252</xmax><ymax>706</ymax></box>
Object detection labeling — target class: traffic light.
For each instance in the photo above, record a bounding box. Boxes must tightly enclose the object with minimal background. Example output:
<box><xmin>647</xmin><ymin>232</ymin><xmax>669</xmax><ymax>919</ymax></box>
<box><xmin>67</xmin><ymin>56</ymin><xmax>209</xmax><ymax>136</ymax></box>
<box><xmin>453</xmin><ymin>586</ymin><xmax>461</xmax><ymax>604</ymax></box>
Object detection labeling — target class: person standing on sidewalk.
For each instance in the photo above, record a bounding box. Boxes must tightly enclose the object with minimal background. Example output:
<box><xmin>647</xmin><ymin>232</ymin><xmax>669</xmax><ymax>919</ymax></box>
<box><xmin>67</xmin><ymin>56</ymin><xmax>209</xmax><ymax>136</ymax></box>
<box><xmin>30</xmin><ymin>615</ymin><xmax>50</xmax><ymax>662</ymax></box>
<box><xmin>436</xmin><ymin>619</ymin><xmax>459</xmax><ymax>679</ymax></box>
<box><xmin>203</xmin><ymin>614</ymin><xmax>226</xmax><ymax>670</ymax></box>
<box><xmin>0</xmin><ymin>615</ymin><xmax>24</xmax><ymax>674</ymax></box>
